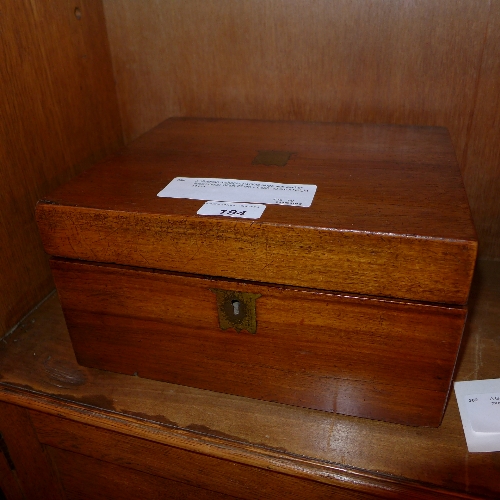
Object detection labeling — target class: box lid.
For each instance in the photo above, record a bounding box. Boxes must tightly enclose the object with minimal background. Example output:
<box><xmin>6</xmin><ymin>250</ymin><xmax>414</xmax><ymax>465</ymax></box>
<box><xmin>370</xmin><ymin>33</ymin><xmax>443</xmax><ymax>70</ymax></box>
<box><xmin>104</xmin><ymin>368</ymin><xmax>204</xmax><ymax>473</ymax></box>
<box><xmin>36</xmin><ymin>118</ymin><xmax>477</xmax><ymax>304</ymax></box>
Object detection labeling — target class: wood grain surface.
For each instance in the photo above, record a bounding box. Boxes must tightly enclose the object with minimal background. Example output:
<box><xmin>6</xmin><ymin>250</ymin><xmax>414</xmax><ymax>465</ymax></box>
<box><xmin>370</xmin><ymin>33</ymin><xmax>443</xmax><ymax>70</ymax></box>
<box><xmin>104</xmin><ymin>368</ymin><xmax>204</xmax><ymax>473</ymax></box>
<box><xmin>101</xmin><ymin>0</ymin><xmax>499</xmax><ymax>259</ymax></box>
<box><xmin>0</xmin><ymin>261</ymin><xmax>499</xmax><ymax>498</ymax></box>
<box><xmin>50</xmin><ymin>258</ymin><xmax>466</xmax><ymax>427</ymax></box>
<box><xmin>5</xmin><ymin>0</ymin><xmax>499</xmax><ymax>341</ymax></box>
<box><xmin>0</xmin><ymin>402</ymin><xmax>64</xmax><ymax>500</ymax></box>
<box><xmin>38</xmin><ymin>417</ymin><xmax>375</xmax><ymax>500</ymax></box>
<box><xmin>0</xmin><ymin>450</ymin><xmax>23</xmax><ymax>500</ymax></box>
<box><xmin>49</xmin><ymin>447</ymin><xmax>241</xmax><ymax>500</ymax></box>
<box><xmin>36</xmin><ymin>119</ymin><xmax>477</xmax><ymax>305</ymax></box>
<box><xmin>0</xmin><ymin>0</ymin><xmax>123</xmax><ymax>336</ymax></box>
<box><xmin>461</xmin><ymin>1</ymin><xmax>500</xmax><ymax>261</ymax></box>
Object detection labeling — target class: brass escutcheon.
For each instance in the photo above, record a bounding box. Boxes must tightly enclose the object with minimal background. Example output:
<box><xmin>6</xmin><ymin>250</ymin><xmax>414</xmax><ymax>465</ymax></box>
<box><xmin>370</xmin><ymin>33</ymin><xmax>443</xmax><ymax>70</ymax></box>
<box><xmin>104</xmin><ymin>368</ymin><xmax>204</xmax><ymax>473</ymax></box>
<box><xmin>210</xmin><ymin>289</ymin><xmax>261</xmax><ymax>334</ymax></box>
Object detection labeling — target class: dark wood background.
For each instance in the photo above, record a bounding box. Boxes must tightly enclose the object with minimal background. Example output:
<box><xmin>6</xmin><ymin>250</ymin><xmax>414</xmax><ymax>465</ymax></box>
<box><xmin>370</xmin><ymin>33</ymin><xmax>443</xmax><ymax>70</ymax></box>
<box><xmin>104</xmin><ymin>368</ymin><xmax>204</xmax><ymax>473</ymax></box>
<box><xmin>2</xmin><ymin>0</ymin><xmax>499</xmax><ymax>336</ymax></box>
<box><xmin>0</xmin><ymin>0</ymin><xmax>123</xmax><ymax>336</ymax></box>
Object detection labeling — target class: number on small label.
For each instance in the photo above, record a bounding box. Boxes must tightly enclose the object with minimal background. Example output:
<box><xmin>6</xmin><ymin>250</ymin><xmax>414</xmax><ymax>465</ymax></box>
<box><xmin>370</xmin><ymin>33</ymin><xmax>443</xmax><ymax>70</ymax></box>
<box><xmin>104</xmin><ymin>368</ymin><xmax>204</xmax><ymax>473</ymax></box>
<box><xmin>219</xmin><ymin>209</ymin><xmax>247</xmax><ymax>216</ymax></box>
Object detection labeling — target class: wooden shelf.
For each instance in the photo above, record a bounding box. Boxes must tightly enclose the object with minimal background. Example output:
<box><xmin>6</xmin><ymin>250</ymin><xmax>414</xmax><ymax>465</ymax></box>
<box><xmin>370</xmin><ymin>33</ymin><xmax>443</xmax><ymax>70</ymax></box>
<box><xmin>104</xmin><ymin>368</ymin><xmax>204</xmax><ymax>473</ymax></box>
<box><xmin>1</xmin><ymin>260</ymin><xmax>499</xmax><ymax>499</ymax></box>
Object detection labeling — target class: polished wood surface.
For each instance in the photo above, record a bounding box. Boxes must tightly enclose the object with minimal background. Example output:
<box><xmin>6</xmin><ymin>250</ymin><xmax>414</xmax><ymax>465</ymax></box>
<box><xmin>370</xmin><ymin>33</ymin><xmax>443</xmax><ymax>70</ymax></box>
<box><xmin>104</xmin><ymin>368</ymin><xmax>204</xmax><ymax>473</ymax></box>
<box><xmin>1</xmin><ymin>260</ymin><xmax>499</xmax><ymax>498</ymax></box>
<box><xmin>51</xmin><ymin>258</ymin><xmax>466</xmax><ymax>426</ymax></box>
<box><xmin>0</xmin><ymin>0</ymin><xmax>123</xmax><ymax>336</ymax></box>
<box><xmin>36</xmin><ymin>119</ymin><xmax>477</xmax><ymax>304</ymax></box>
<box><xmin>102</xmin><ymin>0</ymin><xmax>500</xmax><ymax>260</ymax></box>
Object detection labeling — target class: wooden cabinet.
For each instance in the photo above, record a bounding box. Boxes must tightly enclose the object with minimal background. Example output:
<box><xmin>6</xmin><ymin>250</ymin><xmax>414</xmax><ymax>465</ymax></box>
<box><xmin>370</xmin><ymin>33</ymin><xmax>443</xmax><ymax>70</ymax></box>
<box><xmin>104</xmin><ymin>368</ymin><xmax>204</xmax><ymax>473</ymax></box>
<box><xmin>2</xmin><ymin>2</ymin><xmax>500</xmax><ymax>498</ymax></box>
<box><xmin>1</xmin><ymin>260</ymin><xmax>499</xmax><ymax>499</ymax></box>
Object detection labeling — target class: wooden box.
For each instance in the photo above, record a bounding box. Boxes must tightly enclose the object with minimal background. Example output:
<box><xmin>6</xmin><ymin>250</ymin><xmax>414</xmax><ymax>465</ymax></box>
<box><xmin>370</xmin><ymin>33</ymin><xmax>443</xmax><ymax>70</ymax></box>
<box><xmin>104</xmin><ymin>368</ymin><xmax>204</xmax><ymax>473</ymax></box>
<box><xmin>35</xmin><ymin>118</ymin><xmax>477</xmax><ymax>427</ymax></box>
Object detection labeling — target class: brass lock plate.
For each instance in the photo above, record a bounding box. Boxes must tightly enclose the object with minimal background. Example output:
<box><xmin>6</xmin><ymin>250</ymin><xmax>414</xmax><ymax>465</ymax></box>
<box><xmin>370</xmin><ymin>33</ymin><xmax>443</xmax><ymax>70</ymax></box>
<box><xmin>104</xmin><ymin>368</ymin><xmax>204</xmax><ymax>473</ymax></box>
<box><xmin>211</xmin><ymin>289</ymin><xmax>261</xmax><ymax>334</ymax></box>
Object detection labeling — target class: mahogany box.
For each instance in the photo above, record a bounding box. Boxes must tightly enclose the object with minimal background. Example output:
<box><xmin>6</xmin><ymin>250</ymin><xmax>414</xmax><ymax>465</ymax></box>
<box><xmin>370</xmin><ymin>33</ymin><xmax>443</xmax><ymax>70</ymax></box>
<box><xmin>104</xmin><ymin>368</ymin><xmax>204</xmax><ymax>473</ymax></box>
<box><xmin>36</xmin><ymin>118</ymin><xmax>477</xmax><ymax>427</ymax></box>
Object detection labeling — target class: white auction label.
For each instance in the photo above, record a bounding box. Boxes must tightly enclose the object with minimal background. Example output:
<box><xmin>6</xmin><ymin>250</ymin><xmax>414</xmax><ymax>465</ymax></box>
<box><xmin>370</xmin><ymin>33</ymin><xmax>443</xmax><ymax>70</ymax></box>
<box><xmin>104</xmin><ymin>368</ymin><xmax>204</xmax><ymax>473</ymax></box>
<box><xmin>157</xmin><ymin>177</ymin><xmax>317</xmax><ymax>207</ymax></box>
<box><xmin>455</xmin><ymin>379</ymin><xmax>500</xmax><ymax>452</ymax></box>
<box><xmin>197</xmin><ymin>201</ymin><xmax>266</xmax><ymax>219</ymax></box>
<box><xmin>464</xmin><ymin>392</ymin><xmax>500</xmax><ymax>433</ymax></box>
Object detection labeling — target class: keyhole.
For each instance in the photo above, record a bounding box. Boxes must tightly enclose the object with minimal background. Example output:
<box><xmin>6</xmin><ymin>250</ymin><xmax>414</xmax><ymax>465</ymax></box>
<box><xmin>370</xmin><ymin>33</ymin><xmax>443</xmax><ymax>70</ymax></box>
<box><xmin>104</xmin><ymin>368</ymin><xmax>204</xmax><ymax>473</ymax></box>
<box><xmin>232</xmin><ymin>300</ymin><xmax>240</xmax><ymax>316</ymax></box>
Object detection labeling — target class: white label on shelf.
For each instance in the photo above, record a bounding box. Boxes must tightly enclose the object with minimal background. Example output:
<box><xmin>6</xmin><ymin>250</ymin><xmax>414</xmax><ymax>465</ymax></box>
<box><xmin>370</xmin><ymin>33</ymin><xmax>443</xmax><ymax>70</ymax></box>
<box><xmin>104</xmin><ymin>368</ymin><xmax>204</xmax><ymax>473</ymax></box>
<box><xmin>197</xmin><ymin>201</ymin><xmax>266</xmax><ymax>219</ymax></box>
<box><xmin>454</xmin><ymin>379</ymin><xmax>500</xmax><ymax>452</ymax></box>
<box><xmin>464</xmin><ymin>391</ymin><xmax>500</xmax><ymax>433</ymax></box>
<box><xmin>157</xmin><ymin>177</ymin><xmax>317</xmax><ymax>207</ymax></box>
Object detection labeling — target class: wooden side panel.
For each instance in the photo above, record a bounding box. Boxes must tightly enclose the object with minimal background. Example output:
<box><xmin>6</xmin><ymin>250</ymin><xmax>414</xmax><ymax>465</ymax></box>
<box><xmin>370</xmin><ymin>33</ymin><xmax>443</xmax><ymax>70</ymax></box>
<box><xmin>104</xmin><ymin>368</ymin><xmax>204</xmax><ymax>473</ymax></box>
<box><xmin>0</xmin><ymin>0</ymin><xmax>123</xmax><ymax>336</ymax></box>
<box><xmin>462</xmin><ymin>1</ymin><xmax>500</xmax><ymax>260</ymax></box>
<box><xmin>0</xmin><ymin>402</ymin><xmax>64</xmax><ymax>500</ymax></box>
<box><xmin>34</xmin><ymin>413</ymin><xmax>378</xmax><ymax>500</ymax></box>
<box><xmin>51</xmin><ymin>259</ymin><xmax>466</xmax><ymax>426</ymax></box>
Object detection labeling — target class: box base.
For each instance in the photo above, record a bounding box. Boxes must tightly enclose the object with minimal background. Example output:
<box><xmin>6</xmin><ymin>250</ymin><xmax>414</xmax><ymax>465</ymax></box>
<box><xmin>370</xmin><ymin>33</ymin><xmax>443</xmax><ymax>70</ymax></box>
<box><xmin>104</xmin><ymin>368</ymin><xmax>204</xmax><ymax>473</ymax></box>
<box><xmin>51</xmin><ymin>258</ymin><xmax>467</xmax><ymax>427</ymax></box>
